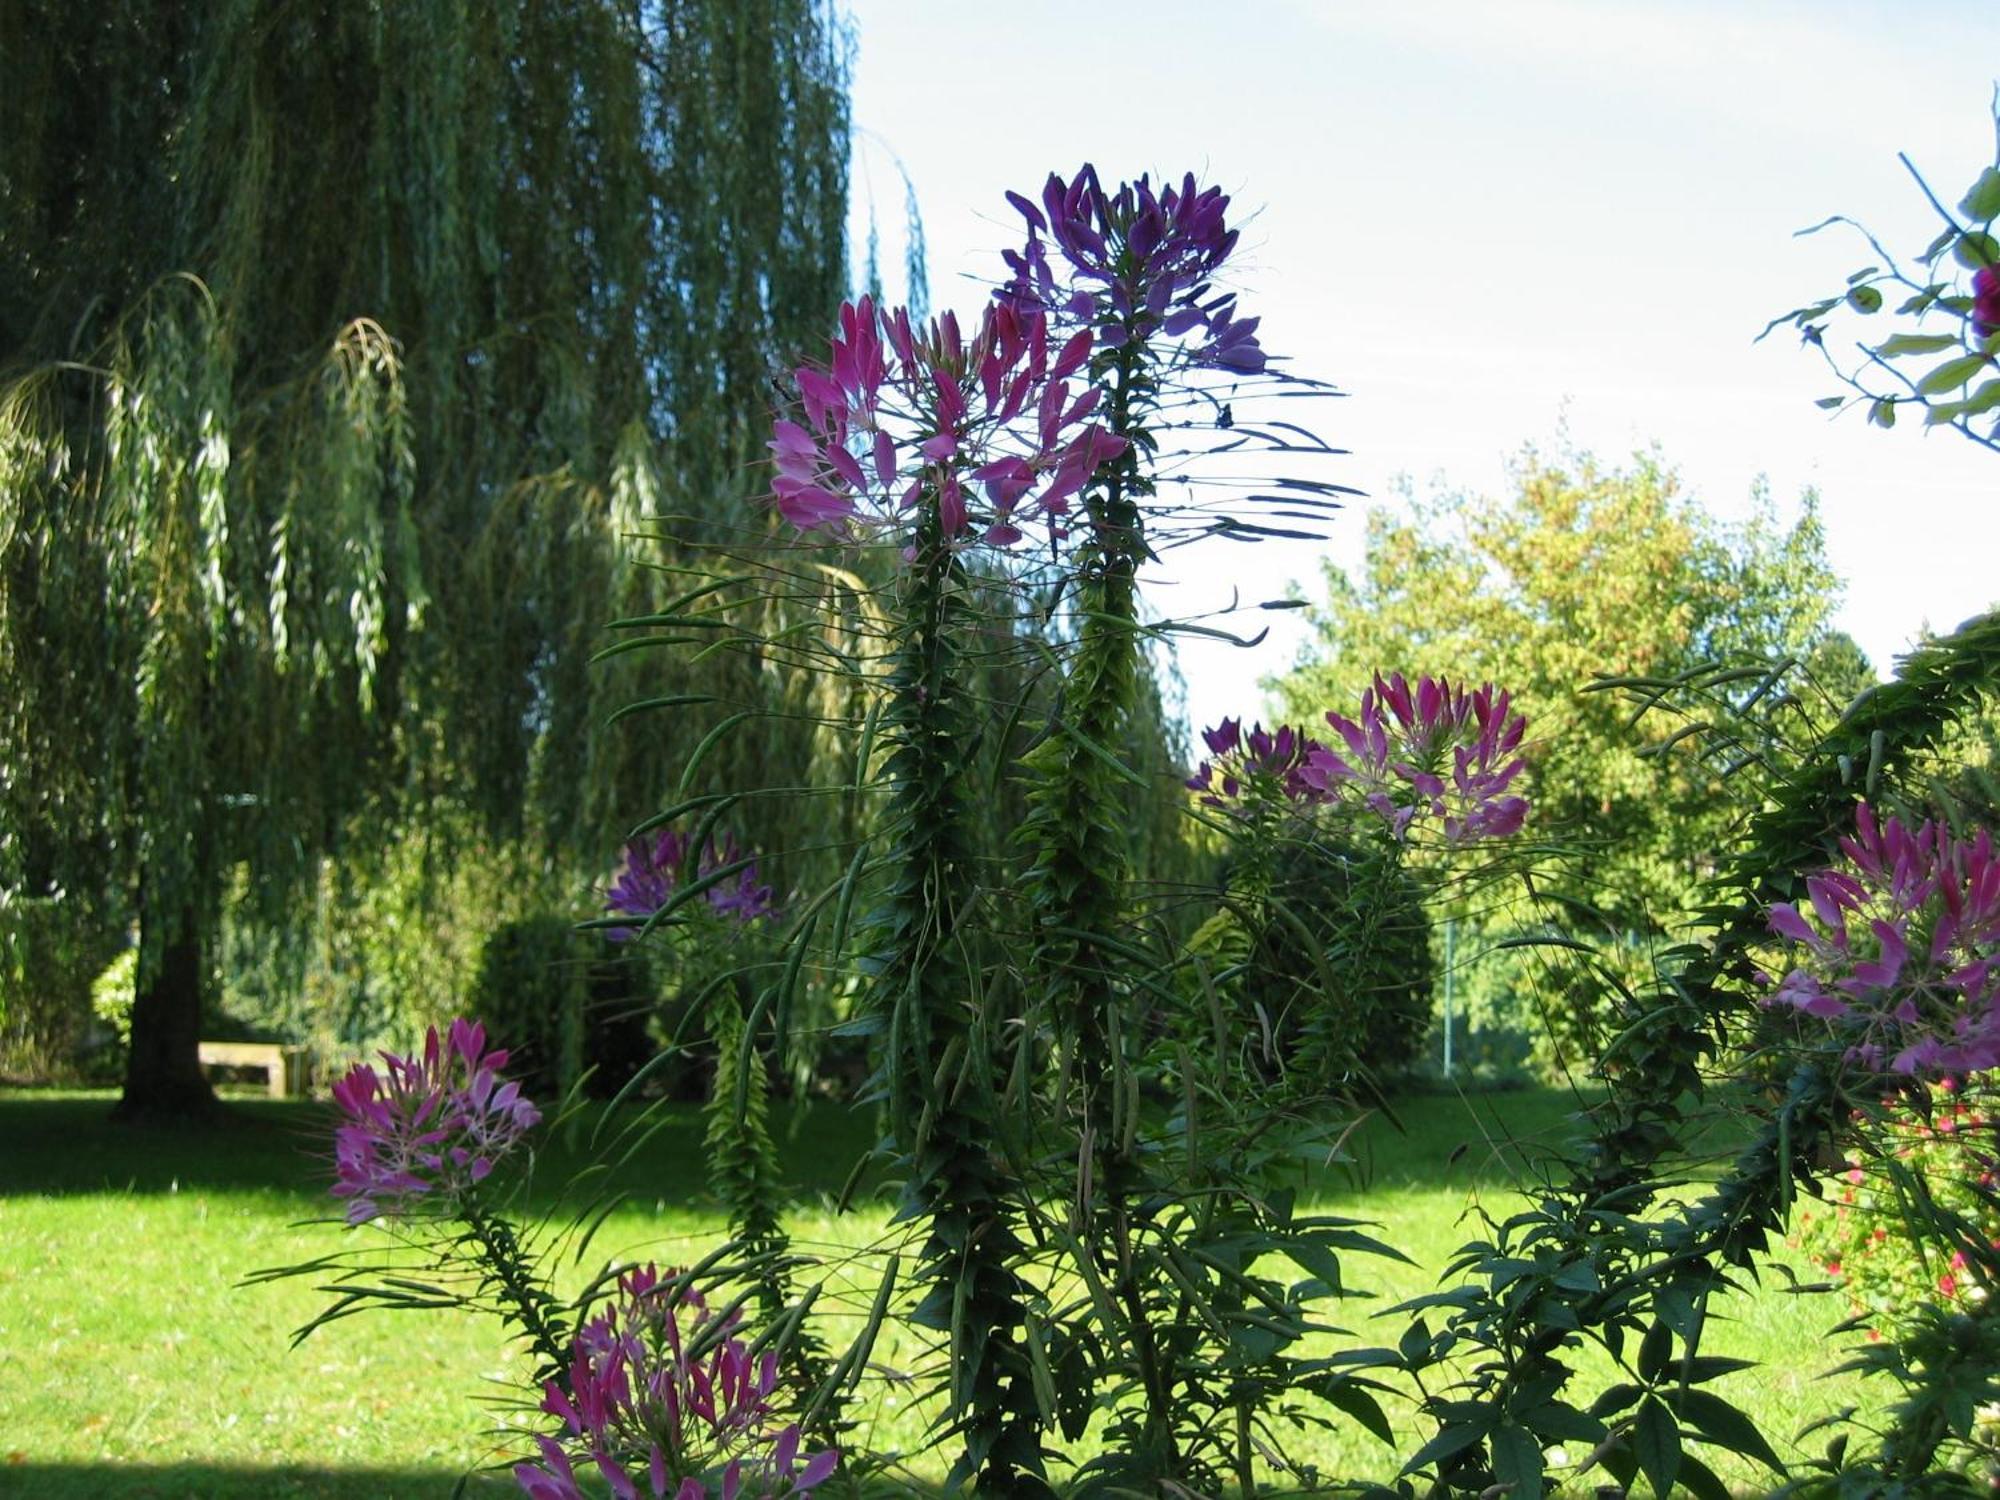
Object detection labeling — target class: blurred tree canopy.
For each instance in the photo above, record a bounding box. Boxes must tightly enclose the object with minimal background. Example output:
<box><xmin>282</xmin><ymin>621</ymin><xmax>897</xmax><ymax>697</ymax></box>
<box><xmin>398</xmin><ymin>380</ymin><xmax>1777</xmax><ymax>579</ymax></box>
<box><xmin>0</xmin><ymin>0</ymin><xmax>853</xmax><ymax>1116</ymax></box>
<box><xmin>1270</xmin><ymin>449</ymin><xmax>1869</xmax><ymax>1073</ymax></box>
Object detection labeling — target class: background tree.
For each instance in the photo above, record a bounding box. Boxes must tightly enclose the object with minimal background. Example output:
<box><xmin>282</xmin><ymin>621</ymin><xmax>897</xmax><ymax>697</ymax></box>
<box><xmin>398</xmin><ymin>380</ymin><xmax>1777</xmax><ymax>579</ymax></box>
<box><xmin>0</xmin><ymin>0</ymin><xmax>852</xmax><ymax>1118</ymax></box>
<box><xmin>1271</xmin><ymin>447</ymin><xmax>1860</xmax><ymax>1070</ymax></box>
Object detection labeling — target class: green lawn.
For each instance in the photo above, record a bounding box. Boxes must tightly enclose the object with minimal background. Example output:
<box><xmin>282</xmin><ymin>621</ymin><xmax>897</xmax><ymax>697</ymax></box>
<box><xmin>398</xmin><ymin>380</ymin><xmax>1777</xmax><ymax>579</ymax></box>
<box><xmin>0</xmin><ymin>1086</ymin><xmax>1871</xmax><ymax>1498</ymax></box>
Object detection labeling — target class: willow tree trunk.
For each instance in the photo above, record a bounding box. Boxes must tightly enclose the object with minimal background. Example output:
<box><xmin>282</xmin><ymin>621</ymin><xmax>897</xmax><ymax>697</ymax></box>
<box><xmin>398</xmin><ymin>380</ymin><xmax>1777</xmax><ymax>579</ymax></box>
<box><xmin>112</xmin><ymin>893</ymin><xmax>217</xmax><ymax>1122</ymax></box>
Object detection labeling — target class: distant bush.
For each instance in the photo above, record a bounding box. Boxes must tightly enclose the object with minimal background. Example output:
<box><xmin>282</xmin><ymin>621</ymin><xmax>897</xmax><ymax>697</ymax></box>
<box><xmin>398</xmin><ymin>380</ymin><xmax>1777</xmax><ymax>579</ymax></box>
<box><xmin>467</xmin><ymin>916</ymin><xmax>588</xmax><ymax>1099</ymax></box>
<box><xmin>1246</xmin><ymin>839</ymin><xmax>1435</xmax><ymax>1083</ymax></box>
<box><xmin>0</xmin><ymin>896</ymin><xmax>116</xmax><ymax>1081</ymax></box>
<box><xmin>87</xmin><ymin>948</ymin><xmax>137</xmax><ymax>1080</ymax></box>
<box><xmin>468</xmin><ymin>916</ymin><xmax>662</xmax><ymax>1100</ymax></box>
<box><xmin>1796</xmin><ymin>1078</ymin><xmax>2000</xmax><ymax>1330</ymax></box>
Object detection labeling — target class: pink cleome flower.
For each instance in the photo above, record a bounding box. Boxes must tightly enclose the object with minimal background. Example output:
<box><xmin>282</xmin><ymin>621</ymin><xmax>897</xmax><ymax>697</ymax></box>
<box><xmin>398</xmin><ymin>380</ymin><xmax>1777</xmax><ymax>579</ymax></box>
<box><xmin>1297</xmin><ymin>673</ymin><xmax>1530</xmax><ymax>845</ymax></box>
<box><xmin>1973</xmin><ymin>264</ymin><xmax>2000</xmax><ymax>340</ymax></box>
<box><xmin>330</xmin><ymin>1019</ymin><xmax>541</xmax><ymax>1225</ymax></box>
<box><xmin>605</xmin><ymin>830</ymin><xmax>775</xmax><ymax>940</ymax></box>
<box><xmin>1001</xmin><ymin>167</ymin><xmax>1267</xmax><ymax>373</ymax></box>
<box><xmin>1185</xmin><ymin>717</ymin><xmax>1327</xmax><ymax>811</ymax></box>
<box><xmin>514</xmin><ymin>1264</ymin><xmax>838</xmax><ymax>1500</ymax></box>
<box><xmin>769</xmin><ymin>291</ymin><xmax>1124</xmax><ymax>551</ymax></box>
<box><xmin>1761</xmin><ymin>802</ymin><xmax>2000</xmax><ymax>1075</ymax></box>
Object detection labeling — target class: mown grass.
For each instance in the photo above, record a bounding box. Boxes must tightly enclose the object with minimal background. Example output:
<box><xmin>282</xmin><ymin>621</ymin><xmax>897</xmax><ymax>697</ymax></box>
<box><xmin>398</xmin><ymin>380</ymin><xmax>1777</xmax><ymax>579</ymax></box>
<box><xmin>0</xmin><ymin>1085</ymin><xmax>1873</xmax><ymax>1498</ymax></box>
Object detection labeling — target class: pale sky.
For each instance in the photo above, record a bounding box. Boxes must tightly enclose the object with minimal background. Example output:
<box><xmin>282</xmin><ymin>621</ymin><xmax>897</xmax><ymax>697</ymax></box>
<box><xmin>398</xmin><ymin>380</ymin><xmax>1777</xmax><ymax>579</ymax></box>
<box><xmin>843</xmin><ymin>0</ymin><xmax>2000</xmax><ymax>738</ymax></box>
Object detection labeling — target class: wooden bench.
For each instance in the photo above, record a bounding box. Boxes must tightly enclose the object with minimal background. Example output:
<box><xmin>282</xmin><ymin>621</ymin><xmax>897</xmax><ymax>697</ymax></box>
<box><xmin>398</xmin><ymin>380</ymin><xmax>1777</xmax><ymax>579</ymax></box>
<box><xmin>196</xmin><ymin>1041</ymin><xmax>309</xmax><ymax>1099</ymax></box>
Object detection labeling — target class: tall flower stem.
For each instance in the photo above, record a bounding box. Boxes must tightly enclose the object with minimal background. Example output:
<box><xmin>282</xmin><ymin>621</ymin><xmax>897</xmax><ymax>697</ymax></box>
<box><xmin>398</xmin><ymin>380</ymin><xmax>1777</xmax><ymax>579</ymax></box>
<box><xmin>1021</xmin><ymin>324</ymin><xmax>1182</xmax><ymax>1465</ymax></box>
<box><xmin>459</xmin><ymin>1197</ymin><xmax>570</xmax><ymax>1391</ymax></box>
<box><xmin>878</xmin><ymin>508</ymin><xmax>1042</xmax><ymax>1495</ymax></box>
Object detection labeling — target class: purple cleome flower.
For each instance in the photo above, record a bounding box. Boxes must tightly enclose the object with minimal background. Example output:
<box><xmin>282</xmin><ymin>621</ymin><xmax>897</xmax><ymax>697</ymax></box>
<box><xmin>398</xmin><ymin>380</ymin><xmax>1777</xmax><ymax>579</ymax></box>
<box><xmin>767</xmin><ymin>168</ymin><xmax>1262</xmax><ymax>554</ymax></box>
<box><xmin>606</xmin><ymin>831</ymin><xmax>775</xmax><ymax>940</ymax></box>
<box><xmin>1001</xmin><ymin>167</ymin><xmax>1267</xmax><ymax>373</ymax></box>
<box><xmin>330</xmin><ymin>1018</ymin><xmax>540</xmax><ymax>1225</ymax></box>
<box><xmin>1297</xmin><ymin>673</ymin><xmax>1530</xmax><ymax>845</ymax></box>
<box><xmin>769</xmin><ymin>292</ymin><xmax>1125</xmax><ymax>551</ymax></box>
<box><xmin>1192</xmin><ymin>675</ymin><xmax>1532</xmax><ymax>848</ymax></box>
<box><xmin>1186</xmin><ymin>719</ymin><xmax>1326</xmax><ymax>810</ymax></box>
<box><xmin>1761</xmin><ymin>803</ymin><xmax>2000</xmax><ymax>1075</ymax></box>
<box><xmin>1974</xmin><ymin>264</ymin><xmax>2000</xmax><ymax>340</ymax></box>
<box><xmin>513</xmin><ymin>1264</ymin><xmax>838</xmax><ymax>1500</ymax></box>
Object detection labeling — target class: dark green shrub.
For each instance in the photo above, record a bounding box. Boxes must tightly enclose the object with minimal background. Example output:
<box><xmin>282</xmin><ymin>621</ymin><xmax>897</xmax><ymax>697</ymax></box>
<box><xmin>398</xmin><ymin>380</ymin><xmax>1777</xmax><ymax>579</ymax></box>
<box><xmin>0</xmin><ymin>896</ymin><xmax>119</xmax><ymax>1081</ymax></box>
<box><xmin>1247</xmin><ymin>838</ymin><xmax>1436</xmax><ymax>1083</ymax></box>
<box><xmin>468</xmin><ymin>916</ymin><xmax>666</xmax><ymax>1100</ymax></box>
<box><xmin>468</xmin><ymin>916</ymin><xmax>589</xmax><ymax>1099</ymax></box>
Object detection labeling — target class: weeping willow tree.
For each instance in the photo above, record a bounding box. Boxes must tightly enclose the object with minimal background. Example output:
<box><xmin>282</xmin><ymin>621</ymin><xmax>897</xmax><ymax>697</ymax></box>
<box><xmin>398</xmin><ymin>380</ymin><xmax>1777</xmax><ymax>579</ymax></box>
<box><xmin>0</xmin><ymin>0</ymin><xmax>852</xmax><ymax>1118</ymax></box>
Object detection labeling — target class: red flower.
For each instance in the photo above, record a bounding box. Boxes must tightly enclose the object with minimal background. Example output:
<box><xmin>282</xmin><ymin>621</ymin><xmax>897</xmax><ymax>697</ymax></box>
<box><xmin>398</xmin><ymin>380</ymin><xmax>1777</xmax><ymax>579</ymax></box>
<box><xmin>1974</xmin><ymin>264</ymin><xmax>2000</xmax><ymax>339</ymax></box>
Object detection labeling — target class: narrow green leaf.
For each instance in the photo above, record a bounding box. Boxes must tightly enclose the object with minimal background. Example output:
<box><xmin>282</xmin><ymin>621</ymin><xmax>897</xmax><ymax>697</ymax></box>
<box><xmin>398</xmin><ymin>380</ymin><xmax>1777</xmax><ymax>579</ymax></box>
<box><xmin>1401</xmin><ymin>1419</ymin><xmax>1489</xmax><ymax>1475</ymax></box>
<box><xmin>1489</xmin><ymin>1424</ymin><xmax>1544</xmax><ymax>1500</ymax></box>
<box><xmin>1916</xmin><ymin>353</ymin><xmax>1991</xmax><ymax>395</ymax></box>
<box><xmin>1675</xmin><ymin>1389</ymin><xmax>1786</xmax><ymax>1474</ymax></box>
<box><xmin>604</xmin><ymin>692</ymin><xmax>715</xmax><ymax>728</ymax></box>
<box><xmin>1875</xmin><ymin>332</ymin><xmax>1959</xmax><ymax>356</ymax></box>
<box><xmin>1961</xmin><ymin>377</ymin><xmax>2000</xmax><ymax>417</ymax></box>
<box><xmin>677</xmin><ymin>709</ymin><xmax>760</xmax><ymax>800</ymax></box>
<box><xmin>1634</xmin><ymin>1397</ymin><xmax>1681</xmax><ymax>1498</ymax></box>
<box><xmin>1054</xmin><ymin>717</ymin><xmax>1148</xmax><ymax>788</ymax></box>
<box><xmin>1320</xmin><ymin>1381</ymin><xmax>1394</xmax><ymax>1444</ymax></box>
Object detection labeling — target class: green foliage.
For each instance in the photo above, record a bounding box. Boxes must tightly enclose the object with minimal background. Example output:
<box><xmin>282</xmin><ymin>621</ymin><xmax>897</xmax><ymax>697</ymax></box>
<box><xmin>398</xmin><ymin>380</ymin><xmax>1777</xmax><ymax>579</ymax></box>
<box><xmin>467</xmin><ymin>916</ymin><xmax>590</xmax><ymax>1101</ymax></box>
<box><xmin>0</xmin><ymin>0</ymin><xmax>854</xmax><ymax>1113</ymax></box>
<box><xmin>1274</xmin><ymin>449</ymin><xmax>1855</xmax><ymax>1081</ymax></box>
<box><xmin>1797</xmin><ymin>1079</ymin><xmax>2000</xmax><ymax>1333</ymax></box>
<box><xmin>0</xmin><ymin>895</ymin><xmax>117</xmax><ymax>1079</ymax></box>
<box><xmin>704</xmin><ymin>985</ymin><xmax>785</xmax><ymax>1255</ymax></box>
<box><xmin>1246</xmin><ymin>837</ymin><xmax>1436</xmax><ymax>1083</ymax></box>
<box><xmin>871</xmin><ymin>528</ymin><xmax>1044</xmax><ymax>1493</ymax></box>
<box><xmin>1277</xmin><ymin>450</ymin><xmax>1846</xmax><ymax>932</ymax></box>
<box><xmin>1763</xmin><ymin>104</ymin><xmax>2000</xmax><ymax>455</ymax></box>
<box><xmin>88</xmin><ymin>949</ymin><xmax>138</xmax><ymax>1077</ymax></box>
<box><xmin>214</xmin><ymin>812</ymin><xmax>536</xmax><ymax>1067</ymax></box>
<box><xmin>162</xmin><ymin>107</ymin><xmax>2000</xmax><ymax>1500</ymax></box>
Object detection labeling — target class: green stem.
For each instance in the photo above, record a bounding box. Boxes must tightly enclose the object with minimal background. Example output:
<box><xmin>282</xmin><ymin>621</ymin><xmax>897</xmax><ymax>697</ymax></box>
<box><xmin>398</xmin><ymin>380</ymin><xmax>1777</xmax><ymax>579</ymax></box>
<box><xmin>1020</xmin><ymin>318</ymin><xmax>1186</xmax><ymax>1473</ymax></box>
<box><xmin>880</xmin><ymin>509</ymin><xmax>1041</xmax><ymax>1494</ymax></box>
<box><xmin>461</xmin><ymin>1197</ymin><xmax>569</xmax><ymax>1390</ymax></box>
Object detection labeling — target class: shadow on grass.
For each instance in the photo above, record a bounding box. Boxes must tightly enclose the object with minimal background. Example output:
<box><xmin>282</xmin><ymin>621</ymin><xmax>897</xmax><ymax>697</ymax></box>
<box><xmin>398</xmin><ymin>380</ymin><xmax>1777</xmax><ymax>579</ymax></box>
<box><xmin>0</xmin><ymin>1463</ymin><xmax>974</xmax><ymax>1500</ymax></box>
<box><xmin>0</xmin><ymin>1091</ymin><xmax>882</xmax><ymax>1206</ymax></box>
<box><xmin>0</xmin><ymin>1461</ymin><xmax>516</xmax><ymax>1499</ymax></box>
<box><xmin>0</xmin><ymin>1083</ymin><xmax>1609</xmax><ymax>1206</ymax></box>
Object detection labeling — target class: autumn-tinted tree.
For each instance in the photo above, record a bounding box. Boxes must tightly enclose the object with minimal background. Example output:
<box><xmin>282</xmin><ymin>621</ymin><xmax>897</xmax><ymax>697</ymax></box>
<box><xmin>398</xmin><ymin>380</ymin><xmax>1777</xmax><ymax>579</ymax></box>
<box><xmin>0</xmin><ymin>0</ymin><xmax>851</xmax><ymax>1118</ymax></box>
<box><xmin>1273</xmin><ymin>447</ymin><xmax>1854</xmax><ymax>932</ymax></box>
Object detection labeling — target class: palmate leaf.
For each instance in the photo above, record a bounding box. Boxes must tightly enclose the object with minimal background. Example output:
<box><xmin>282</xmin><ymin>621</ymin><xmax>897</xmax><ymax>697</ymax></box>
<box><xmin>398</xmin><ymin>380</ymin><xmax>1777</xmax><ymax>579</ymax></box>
<box><xmin>1488</xmin><ymin>1422</ymin><xmax>1545</xmax><ymax>1500</ymax></box>
<box><xmin>1633</xmin><ymin>1396</ymin><xmax>1681</xmax><ymax>1497</ymax></box>
<box><xmin>1673</xmin><ymin>1387</ymin><xmax>1787</xmax><ymax>1476</ymax></box>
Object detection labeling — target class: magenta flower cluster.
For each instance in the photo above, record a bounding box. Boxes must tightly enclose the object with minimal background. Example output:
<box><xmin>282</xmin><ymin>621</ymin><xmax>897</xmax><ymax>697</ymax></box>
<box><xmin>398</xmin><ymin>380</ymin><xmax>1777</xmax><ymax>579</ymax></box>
<box><xmin>1192</xmin><ymin>674</ymin><xmax>1531</xmax><ymax>847</ymax></box>
<box><xmin>330</xmin><ymin>1018</ymin><xmax>541</xmax><ymax>1225</ymax></box>
<box><xmin>1303</xmin><ymin>674</ymin><xmax>1530</xmax><ymax>844</ymax></box>
<box><xmin>1762</xmin><ymin>803</ymin><xmax>2000</xmax><ymax>1075</ymax></box>
<box><xmin>1001</xmin><ymin>167</ymin><xmax>1266</xmax><ymax>373</ymax></box>
<box><xmin>514</xmin><ymin>1264</ymin><xmax>837</xmax><ymax>1500</ymax></box>
<box><xmin>770</xmin><ymin>292</ymin><xmax>1126</xmax><ymax>549</ymax></box>
<box><xmin>606</xmin><ymin>830</ymin><xmax>775</xmax><ymax>939</ymax></box>
<box><xmin>768</xmin><ymin>167</ymin><xmax>1268</xmax><ymax>551</ymax></box>
<box><xmin>1974</xmin><ymin>264</ymin><xmax>2000</xmax><ymax>340</ymax></box>
<box><xmin>1184</xmin><ymin>718</ymin><xmax>1320</xmax><ymax>808</ymax></box>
